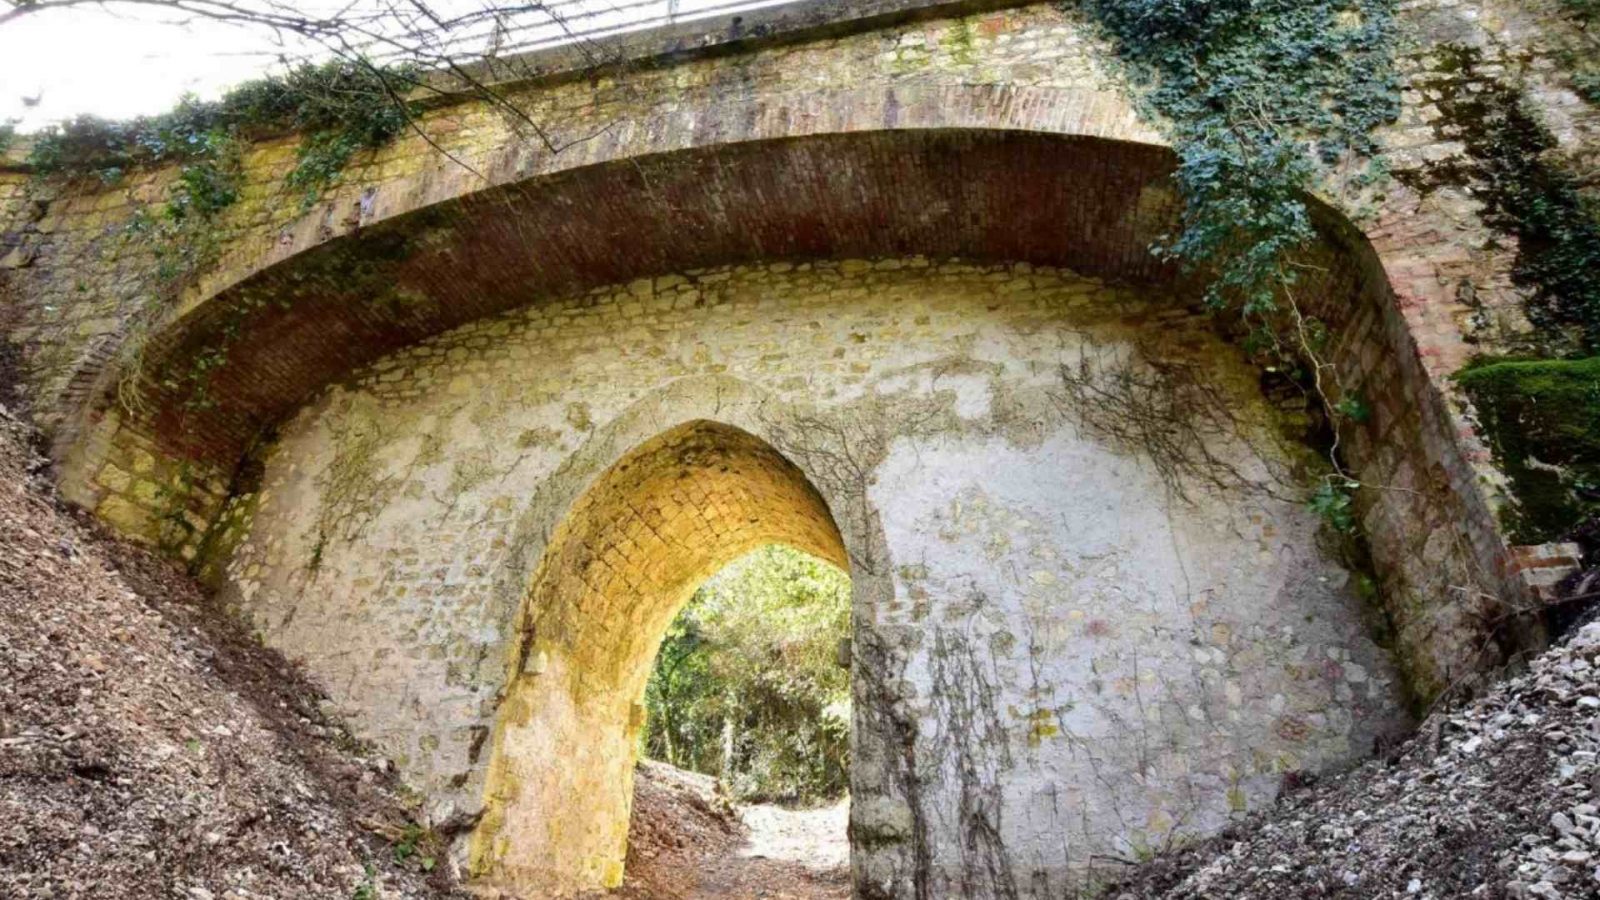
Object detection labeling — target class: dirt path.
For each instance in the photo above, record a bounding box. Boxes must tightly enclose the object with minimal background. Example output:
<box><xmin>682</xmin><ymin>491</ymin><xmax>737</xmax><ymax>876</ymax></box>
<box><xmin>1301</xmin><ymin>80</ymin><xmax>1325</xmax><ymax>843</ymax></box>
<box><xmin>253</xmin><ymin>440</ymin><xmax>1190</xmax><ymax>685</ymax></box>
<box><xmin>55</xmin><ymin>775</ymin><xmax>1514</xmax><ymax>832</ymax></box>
<box><xmin>620</xmin><ymin>762</ymin><xmax>849</xmax><ymax>899</ymax></box>
<box><xmin>692</xmin><ymin>801</ymin><xmax>851</xmax><ymax>898</ymax></box>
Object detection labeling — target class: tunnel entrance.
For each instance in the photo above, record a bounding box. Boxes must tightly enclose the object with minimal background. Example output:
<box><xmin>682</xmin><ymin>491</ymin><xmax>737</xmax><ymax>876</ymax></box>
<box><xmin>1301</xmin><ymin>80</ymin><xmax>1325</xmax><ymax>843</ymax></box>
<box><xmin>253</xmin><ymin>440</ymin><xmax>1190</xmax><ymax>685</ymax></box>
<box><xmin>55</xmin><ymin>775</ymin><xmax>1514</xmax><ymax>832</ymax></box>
<box><xmin>639</xmin><ymin>544</ymin><xmax>851</xmax><ymax>806</ymax></box>
<box><xmin>628</xmin><ymin>543</ymin><xmax>852</xmax><ymax>895</ymax></box>
<box><xmin>469</xmin><ymin>421</ymin><xmax>850</xmax><ymax>896</ymax></box>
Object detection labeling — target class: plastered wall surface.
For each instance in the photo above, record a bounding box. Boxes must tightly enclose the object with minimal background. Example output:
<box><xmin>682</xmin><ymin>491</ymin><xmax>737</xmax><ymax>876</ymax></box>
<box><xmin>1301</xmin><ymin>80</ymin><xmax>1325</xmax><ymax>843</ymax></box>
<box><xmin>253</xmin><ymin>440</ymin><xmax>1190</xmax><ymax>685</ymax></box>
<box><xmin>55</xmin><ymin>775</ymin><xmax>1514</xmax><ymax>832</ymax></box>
<box><xmin>211</xmin><ymin>260</ymin><xmax>1407</xmax><ymax>895</ymax></box>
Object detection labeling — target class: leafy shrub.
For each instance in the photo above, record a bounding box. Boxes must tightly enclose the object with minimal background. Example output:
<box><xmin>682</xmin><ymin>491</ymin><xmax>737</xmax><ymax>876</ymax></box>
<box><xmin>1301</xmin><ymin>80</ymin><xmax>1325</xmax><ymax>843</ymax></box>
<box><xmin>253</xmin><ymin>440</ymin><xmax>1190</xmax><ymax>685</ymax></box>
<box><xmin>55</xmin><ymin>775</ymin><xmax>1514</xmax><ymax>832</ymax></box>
<box><xmin>1081</xmin><ymin>0</ymin><xmax>1400</xmax><ymax>318</ymax></box>
<box><xmin>29</xmin><ymin>60</ymin><xmax>413</xmax><ymax>206</ymax></box>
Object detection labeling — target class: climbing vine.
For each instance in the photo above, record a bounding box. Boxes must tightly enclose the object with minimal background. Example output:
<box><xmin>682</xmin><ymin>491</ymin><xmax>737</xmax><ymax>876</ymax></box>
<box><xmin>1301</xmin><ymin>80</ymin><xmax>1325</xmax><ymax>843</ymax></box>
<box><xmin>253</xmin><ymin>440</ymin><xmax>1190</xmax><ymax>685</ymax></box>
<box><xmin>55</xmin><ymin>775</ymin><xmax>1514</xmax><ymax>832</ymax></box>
<box><xmin>24</xmin><ymin>61</ymin><xmax>417</xmax><ymax>417</ymax></box>
<box><xmin>29</xmin><ymin>60</ymin><xmax>414</xmax><ymax>206</ymax></box>
<box><xmin>1076</xmin><ymin>0</ymin><xmax>1403</xmax><ymax>527</ymax></box>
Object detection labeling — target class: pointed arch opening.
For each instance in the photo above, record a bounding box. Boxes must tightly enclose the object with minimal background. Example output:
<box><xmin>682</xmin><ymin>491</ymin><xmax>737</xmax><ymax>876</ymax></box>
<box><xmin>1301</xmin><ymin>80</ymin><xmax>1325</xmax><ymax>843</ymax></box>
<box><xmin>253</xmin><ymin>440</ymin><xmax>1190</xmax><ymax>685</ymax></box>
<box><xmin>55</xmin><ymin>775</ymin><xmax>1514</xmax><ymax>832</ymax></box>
<box><xmin>469</xmin><ymin>420</ymin><xmax>849</xmax><ymax>895</ymax></box>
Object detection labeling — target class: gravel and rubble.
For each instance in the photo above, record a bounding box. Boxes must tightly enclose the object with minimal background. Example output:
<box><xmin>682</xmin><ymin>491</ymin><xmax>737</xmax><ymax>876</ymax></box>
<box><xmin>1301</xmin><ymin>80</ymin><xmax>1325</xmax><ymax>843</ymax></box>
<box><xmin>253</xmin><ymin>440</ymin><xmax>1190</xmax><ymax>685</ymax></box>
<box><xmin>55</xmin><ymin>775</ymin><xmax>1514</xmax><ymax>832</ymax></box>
<box><xmin>0</xmin><ymin>403</ymin><xmax>463</xmax><ymax>900</ymax></box>
<box><xmin>612</xmin><ymin>761</ymin><xmax>849</xmax><ymax>900</ymax></box>
<box><xmin>1108</xmin><ymin>613</ymin><xmax>1600</xmax><ymax>899</ymax></box>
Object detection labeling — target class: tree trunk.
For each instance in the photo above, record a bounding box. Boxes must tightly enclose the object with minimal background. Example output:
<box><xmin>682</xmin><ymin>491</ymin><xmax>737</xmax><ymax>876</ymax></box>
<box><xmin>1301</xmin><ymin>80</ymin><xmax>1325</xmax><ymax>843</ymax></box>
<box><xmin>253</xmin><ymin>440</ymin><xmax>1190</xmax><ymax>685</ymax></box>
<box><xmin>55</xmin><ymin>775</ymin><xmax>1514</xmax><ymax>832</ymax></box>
<box><xmin>720</xmin><ymin>702</ymin><xmax>737</xmax><ymax>780</ymax></box>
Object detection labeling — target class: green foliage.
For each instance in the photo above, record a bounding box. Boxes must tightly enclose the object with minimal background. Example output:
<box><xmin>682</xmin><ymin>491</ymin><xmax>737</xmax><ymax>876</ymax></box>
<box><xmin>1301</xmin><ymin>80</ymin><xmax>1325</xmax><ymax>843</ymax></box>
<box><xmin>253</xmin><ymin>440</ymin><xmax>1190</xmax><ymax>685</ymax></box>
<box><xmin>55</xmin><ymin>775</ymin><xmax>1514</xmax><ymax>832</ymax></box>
<box><xmin>29</xmin><ymin>61</ymin><xmax>416</xmax><ymax>423</ymax></box>
<box><xmin>1560</xmin><ymin>0</ymin><xmax>1600</xmax><ymax>23</ymax></box>
<box><xmin>641</xmin><ymin>545</ymin><xmax>851</xmax><ymax>805</ymax></box>
<box><xmin>351</xmin><ymin>862</ymin><xmax>378</xmax><ymax>900</ymax></box>
<box><xmin>391</xmin><ymin>822</ymin><xmax>438</xmax><ymax>872</ymax></box>
<box><xmin>1334</xmin><ymin>394</ymin><xmax>1372</xmax><ymax>424</ymax></box>
<box><xmin>0</xmin><ymin>120</ymin><xmax>15</xmax><ymax>155</ymax></box>
<box><xmin>1557</xmin><ymin>0</ymin><xmax>1600</xmax><ymax>105</ymax></box>
<box><xmin>170</xmin><ymin>140</ymin><xmax>244</xmax><ymax>222</ymax></box>
<box><xmin>1309</xmin><ymin>478</ymin><xmax>1360</xmax><ymax>533</ymax></box>
<box><xmin>1574</xmin><ymin>68</ymin><xmax>1600</xmax><ymax>107</ymax></box>
<box><xmin>1077</xmin><ymin>0</ymin><xmax>1402</xmax><ymax>531</ymax></box>
<box><xmin>1407</xmin><ymin>45</ymin><xmax>1600</xmax><ymax>352</ymax></box>
<box><xmin>1457</xmin><ymin>355</ymin><xmax>1600</xmax><ymax>542</ymax></box>
<box><xmin>1081</xmin><ymin>0</ymin><xmax>1399</xmax><ymax>316</ymax></box>
<box><xmin>29</xmin><ymin>59</ymin><xmax>413</xmax><ymax>206</ymax></box>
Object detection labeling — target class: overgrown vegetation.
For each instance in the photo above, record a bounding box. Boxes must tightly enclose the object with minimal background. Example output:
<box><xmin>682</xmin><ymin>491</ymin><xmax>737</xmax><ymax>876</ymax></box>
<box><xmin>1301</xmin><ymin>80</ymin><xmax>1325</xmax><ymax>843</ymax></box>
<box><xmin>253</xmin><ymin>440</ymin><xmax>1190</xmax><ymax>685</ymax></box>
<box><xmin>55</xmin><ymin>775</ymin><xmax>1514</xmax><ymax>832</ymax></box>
<box><xmin>1560</xmin><ymin>0</ymin><xmax>1600</xmax><ymax>106</ymax></box>
<box><xmin>1457</xmin><ymin>357</ymin><xmax>1600</xmax><ymax>543</ymax></box>
<box><xmin>640</xmin><ymin>545</ymin><xmax>851</xmax><ymax>806</ymax></box>
<box><xmin>29</xmin><ymin>60</ymin><xmax>414</xmax><ymax>208</ymax></box>
<box><xmin>1398</xmin><ymin>39</ymin><xmax>1600</xmax><ymax>539</ymax></box>
<box><xmin>23</xmin><ymin>60</ymin><xmax>418</xmax><ymax>422</ymax></box>
<box><xmin>1561</xmin><ymin>0</ymin><xmax>1600</xmax><ymax>23</ymax></box>
<box><xmin>1077</xmin><ymin>0</ymin><xmax>1402</xmax><ymax>528</ymax></box>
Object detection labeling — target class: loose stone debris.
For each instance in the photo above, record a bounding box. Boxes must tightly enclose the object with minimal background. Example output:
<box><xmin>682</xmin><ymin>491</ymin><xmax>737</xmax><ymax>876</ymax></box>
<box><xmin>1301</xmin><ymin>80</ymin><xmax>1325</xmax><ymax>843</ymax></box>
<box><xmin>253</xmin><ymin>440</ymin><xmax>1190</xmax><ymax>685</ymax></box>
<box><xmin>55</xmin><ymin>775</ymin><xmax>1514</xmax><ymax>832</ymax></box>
<box><xmin>1105</xmin><ymin>613</ymin><xmax>1600</xmax><ymax>899</ymax></box>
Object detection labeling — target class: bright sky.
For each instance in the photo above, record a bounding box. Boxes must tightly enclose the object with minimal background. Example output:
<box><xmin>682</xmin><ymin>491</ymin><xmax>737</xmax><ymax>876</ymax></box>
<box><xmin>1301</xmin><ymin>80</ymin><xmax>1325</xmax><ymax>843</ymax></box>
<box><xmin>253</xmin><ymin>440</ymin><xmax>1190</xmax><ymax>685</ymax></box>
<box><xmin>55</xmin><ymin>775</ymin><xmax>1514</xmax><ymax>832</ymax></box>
<box><xmin>0</xmin><ymin>1</ymin><xmax>790</xmax><ymax>132</ymax></box>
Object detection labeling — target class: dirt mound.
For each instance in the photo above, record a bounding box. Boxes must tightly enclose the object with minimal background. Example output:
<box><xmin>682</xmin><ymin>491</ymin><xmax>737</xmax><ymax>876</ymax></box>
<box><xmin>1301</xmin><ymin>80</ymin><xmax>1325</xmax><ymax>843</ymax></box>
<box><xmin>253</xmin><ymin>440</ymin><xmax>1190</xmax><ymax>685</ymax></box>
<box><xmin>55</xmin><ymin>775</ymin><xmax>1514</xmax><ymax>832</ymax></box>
<box><xmin>0</xmin><ymin>404</ymin><xmax>461</xmax><ymax>899</ymax></box>
<box><xmin>1107</xmin><ymin>616</ymin><xmax>1600</xmax><ymax>899</ymax></box>
<box><xmin>610</xmin><ymin>761</ymin><xmax>741</xmax><ymax>897</ymax></box>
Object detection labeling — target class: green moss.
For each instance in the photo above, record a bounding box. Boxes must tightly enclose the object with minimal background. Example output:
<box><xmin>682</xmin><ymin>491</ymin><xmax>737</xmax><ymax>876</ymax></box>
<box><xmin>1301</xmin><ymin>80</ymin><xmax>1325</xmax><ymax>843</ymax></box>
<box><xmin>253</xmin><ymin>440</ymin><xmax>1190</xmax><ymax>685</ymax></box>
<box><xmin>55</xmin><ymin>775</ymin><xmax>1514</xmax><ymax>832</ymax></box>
<box><xmin>1457</xmin><ymin>356</ymin><xmax>1600</xmax><ymax>542</ymax></box>
<box><xmin>940</xmin><ymin>17</ymin><xmax>977</xmax><ymax>66</ymax></box>
<box><xmin>1405</xmin><ymin>45</ymin><xmax>1600</xmax><ymax>352</ymax></box>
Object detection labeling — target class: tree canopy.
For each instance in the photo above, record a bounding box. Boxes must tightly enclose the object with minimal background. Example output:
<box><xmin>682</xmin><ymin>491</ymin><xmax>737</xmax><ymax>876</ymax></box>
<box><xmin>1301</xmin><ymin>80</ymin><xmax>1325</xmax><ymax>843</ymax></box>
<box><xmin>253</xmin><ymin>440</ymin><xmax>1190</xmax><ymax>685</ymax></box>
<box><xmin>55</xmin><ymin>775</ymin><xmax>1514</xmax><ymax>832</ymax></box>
<box><xmin>640</xmin><ymin>544</ymin><xmax>851</xmax><ymax>805</ymax></box>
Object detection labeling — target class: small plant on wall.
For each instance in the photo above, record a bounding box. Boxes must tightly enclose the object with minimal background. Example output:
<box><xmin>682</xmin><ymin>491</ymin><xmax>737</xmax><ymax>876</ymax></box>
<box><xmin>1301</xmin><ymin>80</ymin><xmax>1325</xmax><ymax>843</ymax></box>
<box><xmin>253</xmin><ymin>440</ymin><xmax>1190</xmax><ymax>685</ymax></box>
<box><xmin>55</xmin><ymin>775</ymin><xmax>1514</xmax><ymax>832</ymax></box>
<box><xmin>24</xmin><ymin>60</ymin><xmax>418</xmax><ymax>421</ymax></box>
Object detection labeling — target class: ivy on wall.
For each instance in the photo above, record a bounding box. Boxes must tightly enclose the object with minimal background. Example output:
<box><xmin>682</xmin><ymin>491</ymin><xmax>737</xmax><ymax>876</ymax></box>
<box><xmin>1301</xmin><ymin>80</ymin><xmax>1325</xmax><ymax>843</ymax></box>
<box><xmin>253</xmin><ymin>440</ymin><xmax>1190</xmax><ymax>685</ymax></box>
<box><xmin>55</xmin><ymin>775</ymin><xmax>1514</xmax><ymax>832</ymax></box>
<box><xmin>29</xmin><ymin>60</ymin><xmax>413</xmax><ymax>209</ymax></box>
<box><xmin>20</xmin><ymin>61</ymin><xmax>417</xmax><ymax>422</ymax></box>
<box><xmin>1076</xmin><ymin>0</ymin><xmax>1403</xmax><ymax>527</ymax></box>
<box><xmin>1562</xmin><ymin>0</ymin><xmax>1600</xmax><ymax>105</ymax></box>
<box><xmin>1078</xmin><ymin>0</ymin><xmax>1600</xmax><ymax>543</ymax></box>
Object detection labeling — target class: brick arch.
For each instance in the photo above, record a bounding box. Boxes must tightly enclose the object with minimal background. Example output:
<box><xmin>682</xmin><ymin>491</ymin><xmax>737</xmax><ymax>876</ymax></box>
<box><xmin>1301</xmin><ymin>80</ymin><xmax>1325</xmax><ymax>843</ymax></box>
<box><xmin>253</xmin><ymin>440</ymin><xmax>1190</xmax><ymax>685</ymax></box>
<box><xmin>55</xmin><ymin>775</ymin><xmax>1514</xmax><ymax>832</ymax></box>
<box><xmin>123</xmin><ymin>123</ymin><xmax>1182</xmax><ymax>472</ymax></box>
<box><xmin>77</xmin><ymin>80</ymin><xmax>1158</xmax><ymax>480</ymax></box>
<box><xmin>469</xmin><ymin>418</ymin><xmax>848</xmax><ymax>894</ymax></box>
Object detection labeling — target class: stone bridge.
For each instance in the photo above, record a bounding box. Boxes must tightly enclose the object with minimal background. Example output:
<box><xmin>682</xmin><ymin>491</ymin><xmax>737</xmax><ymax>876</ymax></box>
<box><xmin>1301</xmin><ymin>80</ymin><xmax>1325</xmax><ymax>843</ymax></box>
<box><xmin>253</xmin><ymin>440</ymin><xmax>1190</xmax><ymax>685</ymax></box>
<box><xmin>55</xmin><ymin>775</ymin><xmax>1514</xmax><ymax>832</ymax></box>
<box><xmin>2</xmin><ymin>1</ymin><xmax>1595</xmax><ymax>896</ymax></box>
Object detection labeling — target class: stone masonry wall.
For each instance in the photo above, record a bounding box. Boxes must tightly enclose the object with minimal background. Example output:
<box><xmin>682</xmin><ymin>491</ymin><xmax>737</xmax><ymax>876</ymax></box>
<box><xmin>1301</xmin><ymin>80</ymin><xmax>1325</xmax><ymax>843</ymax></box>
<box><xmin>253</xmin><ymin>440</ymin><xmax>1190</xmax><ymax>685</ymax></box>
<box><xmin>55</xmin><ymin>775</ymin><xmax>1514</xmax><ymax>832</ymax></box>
<box><xmin>210</xmin><ymin>259</ymin><xmax>1410</xmax><ymax>896</ymax></box>
<box><xmin>0</xmin><ymin>1</ymin><xmax>1591</xmax><ymax>696</ymax></box>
